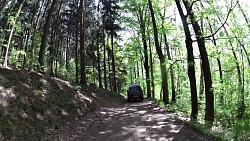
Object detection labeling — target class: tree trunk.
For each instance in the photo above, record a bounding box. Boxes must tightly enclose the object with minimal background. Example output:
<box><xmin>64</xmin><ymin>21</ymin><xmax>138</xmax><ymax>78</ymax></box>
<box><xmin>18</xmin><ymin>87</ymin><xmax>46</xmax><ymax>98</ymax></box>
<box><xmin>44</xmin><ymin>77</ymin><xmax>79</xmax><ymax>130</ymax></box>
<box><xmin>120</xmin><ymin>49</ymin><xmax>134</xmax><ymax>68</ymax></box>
<box><xmin>148</xmin><ymin>35</ymin><xmax>155</xmax><ymax>98</ymax></box>
<box><xmin>97</xmin><ymin>29</ymin><xmax>102</xmax><ymax>88</ymax></box>
<box><xmin>103</xmin><ymin>31</ymin><xmax>107</xmax><ymax>89</ymax></box>
<box><xmin>148</xmin><ymin>0</ymin><xmax>169</xmax><ymax>104</ymax></box>
<box><xmin>22</xmin><ymin>29</ymin><xmax>30</xmax><ymax>69</ymax></box>
<box><xmin>75</xmin><ymin>22</ymin><xmax>79</xmax><ymax>83</ymax></box>
<box><xmin>55</xmin><ymin>27</ymin><xmax>61</xmax><ymax>77</ymax></box>
<box><xmin>136</xmin><ymin>56</ymin><xmax>140</xmax><ymax>79</ymax></box>
<box><xmin>237</xmin><ymin>2</ymin><xmax>250</xmax><ymax>31</ymax></box>
<box><xmin>111</xmin><ymin>32</ymin><xmax>117</xmax><ymax>91</ymax></box>
<box><xmin>216</xmin><ymin>14</ymin><xmax>244</xmax><ymax>118</ymax></box>
<box><xmin>22</xmin><ymin>0</ymin><xmax>40</xmax><ymax>69</ymax></box>
<box><xmin>49</xmin><ymin>28</ymin><xmax>55</xmax><ymax>77</ymax></box>
<box><xmin>183</xmin><ymin>0</ymin><xmax>214</xmax><ymax>122</ymax></box>
<box><xmin>237</xmin><ymin>2</ymin><xmax>250</xmax><ymax>66</ymax></box>
<box><xmin>66</xmin><ymin>29</ymin><xmax>71</xmax><ymax>72</ymax></box>
<box><xmin>3</xmin><ymin>0</ymin><xmax>25</xmax><ymax>67</ymax></box>
<box><xmin>140</xmin><ymin>54</ymin><xmax>146</xmax><ymax>94</ymax></box>
<box><xmin>108</xmin><ymin>48</ymin><xmax>112</xmax><ymax>90</ymax></box>
<box><xmin>199</xmin><ymin>60</ymin><xmax>204</xmax><ymax>100</ymax></box>
<box><xmin>163</xmin><ymin>34</ymin><xmax>176</xmax><ymax>102</ymax></box>
<box><xmin>138</xmin><ymin>8</ymin><xmax>151</xmax><ymax>98</ymax></box>
<box><xmin>234</xmin><ymin>35</ymin><xmax>250</xmax><ymax>66</ymax></box>
<box><xmin>38</xmin><ymin>0</ymin><xmax>58</xmax><ymax>72</ymax></box>
<box><xmin>175</xmin><ymin>0</ymin><xmax>198</xmax><ymax>119</ymax></box>
<box><xmin>207</xmin><ymin>20</ymin><xmax>224</xmax><ymax>105</ymax></box>
<box><xmin>79</xmin><ymin>0</ymin><xmax>86</xmax><ymax>84</ymax></box>
<box><xmin>29</xmin><ymin>0</ymin><xmax>45</xmax><ymax>71</ymax></box>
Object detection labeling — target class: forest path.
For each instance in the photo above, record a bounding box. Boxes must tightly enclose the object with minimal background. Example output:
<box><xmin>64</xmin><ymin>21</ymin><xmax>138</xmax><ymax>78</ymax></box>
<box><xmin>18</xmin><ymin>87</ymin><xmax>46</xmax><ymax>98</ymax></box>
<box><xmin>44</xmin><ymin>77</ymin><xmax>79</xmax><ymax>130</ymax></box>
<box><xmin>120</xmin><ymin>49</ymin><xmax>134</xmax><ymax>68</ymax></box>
<box><xmin>46</xmin><ymin>100</ymin><xmax>217</xmax><ymax>141</ymax></box>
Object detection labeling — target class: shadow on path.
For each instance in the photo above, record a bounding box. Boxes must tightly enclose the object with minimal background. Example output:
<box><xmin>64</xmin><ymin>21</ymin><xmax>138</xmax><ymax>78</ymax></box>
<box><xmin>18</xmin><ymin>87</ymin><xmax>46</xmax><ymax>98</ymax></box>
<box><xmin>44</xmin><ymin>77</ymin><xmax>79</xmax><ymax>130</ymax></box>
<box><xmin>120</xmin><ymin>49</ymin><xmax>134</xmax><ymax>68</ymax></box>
<box><xmin>77</xmin><ymin>100</ymin><xmax>216</xmax><ymax>141</ymax></box>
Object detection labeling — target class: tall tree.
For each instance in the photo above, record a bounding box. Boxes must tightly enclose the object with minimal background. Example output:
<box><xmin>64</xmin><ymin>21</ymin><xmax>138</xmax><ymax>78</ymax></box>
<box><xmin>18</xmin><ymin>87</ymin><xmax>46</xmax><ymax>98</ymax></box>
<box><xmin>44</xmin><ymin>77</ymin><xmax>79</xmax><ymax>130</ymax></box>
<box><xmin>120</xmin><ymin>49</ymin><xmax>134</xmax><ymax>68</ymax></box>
<box><xmin>163</xmin><ymin>35</ymin><xmax>176</xmax><ymax>102</ymax></box>
<box><xmin>3</xmin><ymin>0</ymin><xmax>26</xmax><ymax>67</ymax></box>
<box><xmin>79</xmin><ymin>0</ymin><xmax>87</xmax><ymax>84</ymax></box>
<box><xmin>138</xmin><ymin>7</ymin><xmax>151</xmax><ymax>98</ymax></box>
<box><xmin>38</xmin><ymin>0</ymin><xmax>58</xmax><ymax>72</ymax></box>
<box><xmin>148</xmin><ymin>35</ymin><xmax>155</xmax><ymax>98</ymax></box>
<box><xmin>182</xmin><ymin>0</ymin><xmax>214</xmax><ymax>122</ymax></box>
<box><xmin>148</xmin><ymin>0</ymin><xmax>169</xmax><ymax>104</ymax></box>
<box><xmin>175</xmin><ymin>0</ymin><xmax>198</xmax><ymax>119</ymax></box>
<box><xmin>29</xmin><ymin>0</ymin><xmax>46</xmax><ymax>71</ymax></box>
<box><xmin>97</xmin><ymin>26</ymin><xmax>103</xmax><ymax>88</ymax></box>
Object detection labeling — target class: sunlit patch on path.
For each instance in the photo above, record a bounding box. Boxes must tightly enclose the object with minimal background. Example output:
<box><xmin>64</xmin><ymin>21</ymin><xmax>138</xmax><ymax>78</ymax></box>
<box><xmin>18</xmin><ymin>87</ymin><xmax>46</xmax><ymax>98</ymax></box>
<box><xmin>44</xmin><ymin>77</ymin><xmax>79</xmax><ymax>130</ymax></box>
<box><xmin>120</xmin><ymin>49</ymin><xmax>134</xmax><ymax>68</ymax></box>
<box><xmin>77</xmin><ymin>100</ymin><xmax>216</xmax><ymax>141</ymax></box>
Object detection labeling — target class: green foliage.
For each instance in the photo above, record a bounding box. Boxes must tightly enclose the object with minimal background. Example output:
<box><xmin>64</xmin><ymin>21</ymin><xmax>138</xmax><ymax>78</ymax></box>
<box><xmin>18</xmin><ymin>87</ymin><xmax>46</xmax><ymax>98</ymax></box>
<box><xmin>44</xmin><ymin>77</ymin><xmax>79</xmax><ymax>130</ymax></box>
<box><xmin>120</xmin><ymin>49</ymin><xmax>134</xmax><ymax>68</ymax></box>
<box><xmin>9</xmin><ymin>49</ymin><xmax>26</xmax><ymax>68</ymax></box>
<box><xmin>151</xmin><ymin>97</ymin><xmax>166</xmax><ymax>108</ymax></box>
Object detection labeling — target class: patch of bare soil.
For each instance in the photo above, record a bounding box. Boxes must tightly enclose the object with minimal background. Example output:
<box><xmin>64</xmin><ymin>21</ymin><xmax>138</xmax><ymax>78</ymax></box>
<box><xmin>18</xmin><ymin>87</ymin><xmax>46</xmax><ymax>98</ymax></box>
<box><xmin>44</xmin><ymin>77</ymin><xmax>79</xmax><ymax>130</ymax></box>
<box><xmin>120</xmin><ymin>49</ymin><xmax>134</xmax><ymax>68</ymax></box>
<box><xmin>0</xmin><ymin>67</ymin><xmax>124</xmax><ymax>140</ymax></box>
<box><xmin>43</xmin><ymin>100</ymin><xmax>218</xmax><ymax>141</ymax></box>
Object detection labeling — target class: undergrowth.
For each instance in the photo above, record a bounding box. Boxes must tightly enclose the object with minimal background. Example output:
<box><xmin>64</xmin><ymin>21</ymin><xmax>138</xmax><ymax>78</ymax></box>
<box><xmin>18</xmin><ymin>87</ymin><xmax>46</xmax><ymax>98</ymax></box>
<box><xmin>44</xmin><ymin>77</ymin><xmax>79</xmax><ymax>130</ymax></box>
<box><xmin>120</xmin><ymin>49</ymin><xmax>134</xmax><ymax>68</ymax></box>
<box><xmin>150</xmin><ymin>97</ymin><xmax>250</xmax><ymax>141</ymax></box>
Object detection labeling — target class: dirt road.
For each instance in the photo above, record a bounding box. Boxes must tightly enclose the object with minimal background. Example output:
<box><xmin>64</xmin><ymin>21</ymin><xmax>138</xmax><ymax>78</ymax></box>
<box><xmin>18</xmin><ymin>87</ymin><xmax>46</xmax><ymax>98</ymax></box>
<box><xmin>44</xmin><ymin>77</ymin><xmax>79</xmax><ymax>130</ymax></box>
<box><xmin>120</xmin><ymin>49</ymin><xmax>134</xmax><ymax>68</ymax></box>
<box><xmin>66</xmin><ymin>100</ymin><xmax>217</xmax><ymax>141</ymax></box>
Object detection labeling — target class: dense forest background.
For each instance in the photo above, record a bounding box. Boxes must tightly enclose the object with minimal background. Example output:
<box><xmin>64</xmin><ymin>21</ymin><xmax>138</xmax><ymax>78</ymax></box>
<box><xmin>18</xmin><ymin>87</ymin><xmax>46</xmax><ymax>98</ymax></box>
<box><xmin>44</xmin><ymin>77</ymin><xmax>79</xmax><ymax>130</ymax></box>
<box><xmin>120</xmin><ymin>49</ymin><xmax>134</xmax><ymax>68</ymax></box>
<box><xmin>1</xmin><ymin>0</ymin><xmax>250</xmax><ymax>140</ymax></box>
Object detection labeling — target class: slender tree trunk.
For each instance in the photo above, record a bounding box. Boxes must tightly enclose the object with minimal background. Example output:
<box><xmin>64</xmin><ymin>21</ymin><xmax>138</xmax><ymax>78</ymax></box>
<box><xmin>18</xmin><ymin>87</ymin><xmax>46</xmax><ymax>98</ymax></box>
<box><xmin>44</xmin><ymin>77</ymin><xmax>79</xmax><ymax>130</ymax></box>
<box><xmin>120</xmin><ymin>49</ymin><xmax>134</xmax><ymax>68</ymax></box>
<box><xmin>176</xmin><ymin>51</ymin><xmax>181</xmax><ymax>97</ymax></box>
<box><xmin>75</xmin><ymin>22</ymin><xmax>79</xmax><ymax>83</ymax></box>
<box><xmin>234</xmin><ymin>35</ymin><xmax>250</xmax><ymax>66</ymax></box>
<box><xmin>148</xmin><ymin>0</ymin><xmax>169</xmax><ymax>104</ymax></box>
<box><xmin>183</xmin><ymin>0</ymin><xmax>214</xmax><ymax>122</ymax></box>
<box><xmin>240</xmin><ymin>49</ymin><xmax>245</xmax><ymax>118</ymax></box>
<box><xmin>92</xmin><ymin>59</ymin><xmax>95</xmax><ymax>84</ymax></box>
<box><xmin>55</xmin><ymin>29</ymin><xmax>60</xmax><ymax>77</ymax></box>
<box><xmin>175</xmin><ymin>0</ymin><xmax>198</xmax><ymax>119</ymax></box>
<box><xmin>130</xmin><ymin>66</ymin><xmax>133</xmax><ymax>85</ymax></box>
<box><xmin>38</xmin><ymin>0</ymin><xmax>58</xmax><ymax>72</ymax></box>
<box><xmin>134</xmin><ymin>60</ymin><xmax>137</xmax><ymax>81</ymax></box>
<box><xmin>97</xmin><ymin>29</ymin><xmax>102</xmax><ymax>88</ymax></box>
<box><xmin>108</xmin><ymin>48</ymin><xmax>112</xmax><ymax>90</ymax></box>
<box><xmin>3</xmin><ymin>0</ymin><xmax>25</xmax><ymax>67</ymax></box>
<box><xmin>236</xmin><ymin>2</ymin><xmax>250</xmax><ymax>66</ymax></box>
<box><xmin>217</xmin><ymin>58</ymin><xmax>224</xmax><ymax>103</ymax></box>
<box><xmin>22</xmin><ymin>29</ymin><xmax>30</xmax><ymax>69</ymax></box>
<box><xmin>79</xmin><ymin>0</ymin><xmax>86</xmax><ymax>84</ymax></box>
<box><xmin>111</xmin><ymin>32</ymin><xmax>117</xmax><ymax>91</ymax></box>
<box><xmin>103</xmin><ymin>31</ymin><xmax>107</xmax><ymax>89</ymax></box>
<box><xmin>66</xmin><ymin>29</ymin><xmax>71</xmax><ymax>72</ymax></box>
<box><xmin>22</xmin><ymin>0</ymin><xmax>39</xmax><ymax>69</ymax></box>
<box><xmin>237</xmin><ymin>1</ymin><xmax>250</xmax><ymax>31</ymax></box>
<box><xmin>163</xmin><ymin>34</ymin><xmax>176</xmax><ymax>102</ymax></box>
<box><xmin>137</xmin><ymin>57</ymin><xmax>140</xmax><ymax>83</ymax></box>
<box><xmin>199</xmin><ymin>59</ymin><xmax>204</xmax><ymax>100</ymax></box>
<box><xmin>216</xmin><ymin>15</ymin><xmax>244</xmax><ymax>118</ymax></box>
<box><xmin>148</xmin><ymin>35</ymin><xmax>155</xmax><ymax>98</ymax></box>
<box><xmin>138</xmin><ymin>8</ymin><xmax>151</xmax><ymax>98</ymax></box>
<box><xmin>29</xmin><ymin>0</ymin><xmax>45</xmax><ymax>71</ymax></box>
<box><xmin>49</xmin><ymin>28</ymin><xmax>55</xmax><ymax>77</ymax></box>
<box><xmin>207</xmin><ymin>20</ymin><xmax>224</xmax><ymax>105</ymax></box>
<box><xmin>140</xmin><ymin>54</ymin><xmax>146</xmax><ymax>94</ymax></box>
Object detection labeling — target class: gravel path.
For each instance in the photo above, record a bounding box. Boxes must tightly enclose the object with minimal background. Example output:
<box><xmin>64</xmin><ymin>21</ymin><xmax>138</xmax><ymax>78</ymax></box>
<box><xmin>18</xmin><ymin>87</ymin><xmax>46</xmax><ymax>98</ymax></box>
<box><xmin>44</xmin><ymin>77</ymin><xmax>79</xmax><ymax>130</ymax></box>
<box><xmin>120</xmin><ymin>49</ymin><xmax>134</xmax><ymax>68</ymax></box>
<box><xmin>52</xmin><ymin>100</ymin><xmax>217</xmax><ymax>141</ymax></box>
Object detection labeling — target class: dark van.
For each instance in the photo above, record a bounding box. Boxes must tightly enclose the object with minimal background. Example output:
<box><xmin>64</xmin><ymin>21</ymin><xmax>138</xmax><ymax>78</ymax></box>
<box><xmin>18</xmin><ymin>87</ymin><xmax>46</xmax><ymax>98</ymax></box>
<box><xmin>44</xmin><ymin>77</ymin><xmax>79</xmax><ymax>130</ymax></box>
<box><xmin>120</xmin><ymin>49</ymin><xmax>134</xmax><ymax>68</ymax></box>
<box><xmin>127</xmin><ymin>84</ymin><xmax>143</xmax><ymax>102</ymax></box>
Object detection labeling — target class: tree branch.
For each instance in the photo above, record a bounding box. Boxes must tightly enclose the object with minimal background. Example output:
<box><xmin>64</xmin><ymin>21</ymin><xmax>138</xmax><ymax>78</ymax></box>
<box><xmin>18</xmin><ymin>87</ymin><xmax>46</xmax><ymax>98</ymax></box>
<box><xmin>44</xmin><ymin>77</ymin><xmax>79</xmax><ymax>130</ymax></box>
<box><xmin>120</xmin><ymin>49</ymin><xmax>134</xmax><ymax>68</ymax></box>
<box><xmin>203</xmin><ymin>0</ymin><xmax>238</xmax><ymax>39</ymax></box>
